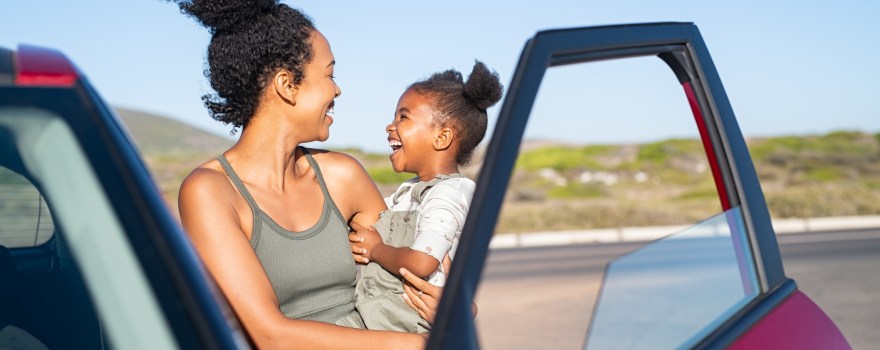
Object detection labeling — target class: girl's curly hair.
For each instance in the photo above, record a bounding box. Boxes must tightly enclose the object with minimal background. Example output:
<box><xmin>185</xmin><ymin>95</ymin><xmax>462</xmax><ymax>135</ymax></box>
<box><xmin>176</xmin><ymin>0</ymin><xmax>315</xmax><ymax>131</ymax></box>
<box><xmin>409</xmin><ymin>61</ymin><xmax>504</xmax><ymax>165</ymax></box>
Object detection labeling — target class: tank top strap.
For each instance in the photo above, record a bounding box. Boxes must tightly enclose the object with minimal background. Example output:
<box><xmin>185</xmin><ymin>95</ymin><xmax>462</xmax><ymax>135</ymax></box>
<box><xmin>216</xmin><ymin>154</ymin><xmax>262</xmax><ymax>215</ymax></box>
<box><xmin>299</xmin><ymin>147</ymin><xmax>333</xmax><ymax>199</ymax></box>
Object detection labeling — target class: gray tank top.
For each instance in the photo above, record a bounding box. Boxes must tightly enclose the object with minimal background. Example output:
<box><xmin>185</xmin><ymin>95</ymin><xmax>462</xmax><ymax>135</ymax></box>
<box><xmin>217</xmin><ymin>147</ymin><xmax>360</xmax><ymax>324</ymax></box>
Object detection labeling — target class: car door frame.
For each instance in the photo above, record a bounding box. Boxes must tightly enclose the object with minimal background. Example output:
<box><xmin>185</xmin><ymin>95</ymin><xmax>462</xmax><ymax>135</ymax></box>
<box><xmin>0</xmin><ymin>44</ymin><xmax>249</xmax><ymax>349</ymax></box>
<box><xmin>427</xmin><ymin>22</ymin><xmax>791</xmax><ymax>349</ymax></box>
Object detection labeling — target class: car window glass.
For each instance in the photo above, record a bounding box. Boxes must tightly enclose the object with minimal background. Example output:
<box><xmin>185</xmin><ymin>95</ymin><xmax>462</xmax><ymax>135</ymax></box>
<box><xmin>0</xmin><ymin>130</ymin><xmax>103</xmax><ymax>348</ymax></box>
<box><xmin>0</xmin><ymin>106</ymin><xmax>178</xmax><ymax>349</ymax></box>
<box><xmin>0</xmin><ymin>165</ymin><xmax>54</xmax><ymax>247</ymax></box>
<box><xmin>474</xmin><ymin>56</ymin><xmax>729</xmax><ymax>348</ymax></box>
<box><xmin>586</xmin><ymin>207</ymin><xmax>758</xmax><ymax>349</ymax></box>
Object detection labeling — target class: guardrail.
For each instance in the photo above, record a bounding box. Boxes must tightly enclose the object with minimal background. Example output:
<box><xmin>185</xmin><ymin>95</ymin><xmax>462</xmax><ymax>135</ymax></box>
<box><xmin>489</xmin><ymin>215</ymin><xmax>880</xmax><ymax>249</ymax></box>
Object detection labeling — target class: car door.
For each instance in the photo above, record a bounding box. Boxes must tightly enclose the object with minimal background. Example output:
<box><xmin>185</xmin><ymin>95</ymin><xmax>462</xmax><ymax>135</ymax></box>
<box><xmin>428</xmin><ymin>22</ymin><xmax>848</xmax><ymax>349</ymax></box>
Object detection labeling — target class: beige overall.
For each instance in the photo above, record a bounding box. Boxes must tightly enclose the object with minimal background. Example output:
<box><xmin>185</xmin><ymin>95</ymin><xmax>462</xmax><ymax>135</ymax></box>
<box><xmin>337</xmin><ymin>174</ymin><xmax>463</xmax><ymax>333</ymax></box>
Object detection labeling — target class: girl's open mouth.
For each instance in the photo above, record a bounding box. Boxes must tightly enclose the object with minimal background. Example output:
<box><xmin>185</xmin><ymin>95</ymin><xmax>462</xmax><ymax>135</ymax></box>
<box><xmin>389</xmin><ymin>139</ymin><xmax>402</xmax><ymax>155</ymax></box>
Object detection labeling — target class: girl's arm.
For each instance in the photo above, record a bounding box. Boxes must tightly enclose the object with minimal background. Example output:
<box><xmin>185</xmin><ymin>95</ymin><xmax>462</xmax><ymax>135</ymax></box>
<box><xmin>354</xmin><ymin>181</ymin><xmax>468</xmax><ymax>278</ymax></box>
<box><xmin>178</xmin><ymin>166</ymin><xmax>422</xmax><ymax>349</ymax></box>
<box><xmin>350</xmin><ymin>222</ymin><xmax>440</xmax><ymax>278</ymax></box>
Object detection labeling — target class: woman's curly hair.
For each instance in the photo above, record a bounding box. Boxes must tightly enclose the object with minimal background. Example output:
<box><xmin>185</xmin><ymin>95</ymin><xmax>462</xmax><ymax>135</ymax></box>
<box><xmin>409</xmin><ymin>61</ymin><xmax>504</xmax><ymax>165</ymax></box>
<box><xmin>176</xmin><ymin>0</ymin><xmax>315</xmax><ymax>131</ymax></box>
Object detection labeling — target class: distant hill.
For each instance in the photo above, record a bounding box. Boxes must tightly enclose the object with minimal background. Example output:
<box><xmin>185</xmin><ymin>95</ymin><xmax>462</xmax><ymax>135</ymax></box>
<box><xmin>115</xmin><ymin>107</ymin><xmax>234</xmax><ymax>156</ymax></box>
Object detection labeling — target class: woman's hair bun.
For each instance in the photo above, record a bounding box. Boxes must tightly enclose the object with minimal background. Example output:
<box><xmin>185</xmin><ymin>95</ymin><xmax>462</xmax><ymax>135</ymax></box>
<box><xmin>462</xmin><ymin>60</ymin><xmax>503</xmax><ymax>110</ymax></box>
<box><xmin>178</xmin><ymin>0</ymin><xmax>277</xmax><ymax>33</ymax></box>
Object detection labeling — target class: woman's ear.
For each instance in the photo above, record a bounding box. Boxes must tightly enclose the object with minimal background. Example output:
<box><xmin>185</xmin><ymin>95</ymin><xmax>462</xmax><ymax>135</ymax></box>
<box><xmin>273</xmin><ymin>69</ymin><xmax>297</xmax><ymax>105</ymax></box>
<box><xmin>433</xmin><ymin>127</ymin><xmax>454</xmax><ymax>151</ymax></box>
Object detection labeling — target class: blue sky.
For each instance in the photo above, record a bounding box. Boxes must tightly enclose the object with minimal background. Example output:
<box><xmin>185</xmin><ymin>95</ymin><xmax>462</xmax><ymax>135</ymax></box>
<box><xmin>2</xmin><ymin>1</ymin><xmax>878</xmax><ymax>152</ymax></box>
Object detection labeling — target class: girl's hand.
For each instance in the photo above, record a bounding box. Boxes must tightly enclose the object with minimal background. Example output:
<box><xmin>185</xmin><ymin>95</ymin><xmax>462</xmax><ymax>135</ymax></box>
<box><xmin>349</xmin><ymin>221</ymin><xmax>382</xmax><ymax>264</ymax></box>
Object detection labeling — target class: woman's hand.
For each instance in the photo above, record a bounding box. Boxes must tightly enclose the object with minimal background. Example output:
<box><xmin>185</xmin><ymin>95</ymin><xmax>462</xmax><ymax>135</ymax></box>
<box><xmin>401</xmin><ymin>255</ymin><xmax>477</xmax><ymax>325</ymax></box>
<box><xmin>401</xmin><ymin>267</ymin><xmax>443</xmax><ymax>324</ymax></box>
<box><xmin>400</xmin><ymin>253</ymin><xmax>450</xmax><ymax>323</ymax></box>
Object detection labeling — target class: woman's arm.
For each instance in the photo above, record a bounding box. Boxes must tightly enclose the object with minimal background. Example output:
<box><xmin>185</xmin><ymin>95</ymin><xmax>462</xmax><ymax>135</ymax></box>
<box><xmin>308</xmin><ymin>150</ymin><xmax>387</xmax><ymax>227</ymax></box>
<box><xmin>178</xmin><ymin>166</ymin><xmax>422</xmax><ymax>349</ymax></box>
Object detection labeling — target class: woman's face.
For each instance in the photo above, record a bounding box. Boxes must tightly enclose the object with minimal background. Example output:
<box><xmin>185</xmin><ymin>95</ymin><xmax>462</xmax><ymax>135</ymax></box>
<box><xmin>292</xmin><ymin>30</ymin><xmax>341</xmax><ymax>142</ymax></box>
<box><xmin>386</xmin><ymin>89</ymin><xmax>439</xmax><ymax>174</ymax></box>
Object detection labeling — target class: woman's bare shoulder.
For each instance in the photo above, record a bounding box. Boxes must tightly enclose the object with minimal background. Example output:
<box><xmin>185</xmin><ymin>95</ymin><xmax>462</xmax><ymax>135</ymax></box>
<box><xmin>304</xmin><ymin>148</ymin><xmax>384</xmax><ymax>221</ymax></box>
<box><xmin>181</xmin><ymin>159</ymin><xmax>228</xmax><ymax>189</ymax></box>
<box><xmin>179</xmin><ymin>159</ymin><xmax>238</xmax><ymax>207</ymax></box>
<box><xmin>304</xmin><ymin>148</ymin><xmax>369</xmax><ymax>176</ymax></box>
<box><xmin>177</xmin><ymin>159</ymin><xmax>248</xmax><ymax>234</ymax></box>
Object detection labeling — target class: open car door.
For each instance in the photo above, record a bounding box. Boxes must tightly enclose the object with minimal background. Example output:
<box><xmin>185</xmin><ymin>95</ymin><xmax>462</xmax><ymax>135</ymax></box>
<box><xmin>428</xmin><ymin>22</ymin><xmax>848</xmax><ymax>349</ymax></box>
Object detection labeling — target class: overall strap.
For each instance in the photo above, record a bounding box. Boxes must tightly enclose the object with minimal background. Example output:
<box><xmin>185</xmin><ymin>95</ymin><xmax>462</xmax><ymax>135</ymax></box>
<box><xmin>410</xmin><ymin>173</ymin><xmax>465</xmax><ymax>204</ymax></box>
<box><xmin>216</xmin><ymin>155</ymin><xmax>262</xmax><ymax>232</ymax></box>
<box><xmin>391</xmin><ymin>177</ymin><xmax>420</xmax><ymax>206</ymax></box>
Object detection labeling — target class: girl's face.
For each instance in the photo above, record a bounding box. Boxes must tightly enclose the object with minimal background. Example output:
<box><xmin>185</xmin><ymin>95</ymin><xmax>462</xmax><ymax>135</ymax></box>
<box><xmin>386</xmin><ymin>89</ymin><xmax>440</xmax><ymax>174</ymax></box>
<box><xmin>291</xmin><ymin>30</ymin><xmax>341</xmax><ymax>142</ymax></box>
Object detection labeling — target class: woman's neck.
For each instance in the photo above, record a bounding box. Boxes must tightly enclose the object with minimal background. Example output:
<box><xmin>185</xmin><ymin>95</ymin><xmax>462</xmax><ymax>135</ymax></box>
<box><xmin>228</xmin><ymin>113</ymin><xmax>311</xmax><ymax>190</ymax></box>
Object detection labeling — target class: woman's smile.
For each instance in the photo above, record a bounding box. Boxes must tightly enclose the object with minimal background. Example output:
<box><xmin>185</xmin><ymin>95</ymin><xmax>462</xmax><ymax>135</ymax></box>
<box><xmin>325</xmin><ymin>103</ymin><xmax>335</xmax><ymax>125</ymax></box>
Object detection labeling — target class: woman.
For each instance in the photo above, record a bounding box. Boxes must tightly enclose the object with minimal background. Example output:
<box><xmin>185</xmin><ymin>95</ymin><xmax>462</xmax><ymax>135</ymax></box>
<box><xmin>176</xmin><ymin>0</ymin><xmax>437</xmax><ymax>348</ymax></box>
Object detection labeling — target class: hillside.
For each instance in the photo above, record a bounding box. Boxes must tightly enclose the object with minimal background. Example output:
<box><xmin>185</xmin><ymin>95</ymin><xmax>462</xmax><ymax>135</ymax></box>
<box><xmin>115</xmin><ymin>107</ymin><xmax>880</xmax><ymax>230</ymax></box>
<box><xmin>116</xmin><ymin>108</ymin><xmax>234</xmax><ymax>155</ymax></box>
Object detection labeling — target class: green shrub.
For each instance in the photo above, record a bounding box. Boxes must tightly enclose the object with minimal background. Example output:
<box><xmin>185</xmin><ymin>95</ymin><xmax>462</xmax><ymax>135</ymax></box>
<box><xmin>547</xmin><ymin>183</ymin><xmax>607</xmax><ymax>199</ymax></box>
<box><xmin>805</xmin><ymin>167</ymin><xmax>843</xmax><ymax>182</ymax></box>
<box><xmin>675</xmin><ymin>187</ymin><xmax>718</xmax><ymax>200</ymax></box>
<box><xmin>516</xmin><ymin>146</ymin><xmax>604</xmax><ymax>171</ymax></box>
<box><xmin>750</xmin><ymin>131</ymin><xmax>878</xmax><ymax>162</ymax></box>
<box><xmin>636</xmin><ymin>139</ymin><xmax>702</xmax><ymax>163</ymax></box>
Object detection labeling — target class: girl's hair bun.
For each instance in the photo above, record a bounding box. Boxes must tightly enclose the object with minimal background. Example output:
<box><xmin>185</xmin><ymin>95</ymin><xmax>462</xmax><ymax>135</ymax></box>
<box><xmin>178</xmin><ymin>0</ymin><xmax>277</xmax><ymax>33</ymax></box>
<box><xmin>462</xmin><ymin>60</ymin><xmax>503</xmax><ymax>110</ymax></box>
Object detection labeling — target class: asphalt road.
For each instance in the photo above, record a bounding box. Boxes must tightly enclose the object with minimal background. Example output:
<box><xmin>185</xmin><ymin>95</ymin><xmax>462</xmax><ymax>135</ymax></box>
<box><xmin>474</xmin><ymin>228</ymin><xmax>880</xmax><ymax>349</ymax></box>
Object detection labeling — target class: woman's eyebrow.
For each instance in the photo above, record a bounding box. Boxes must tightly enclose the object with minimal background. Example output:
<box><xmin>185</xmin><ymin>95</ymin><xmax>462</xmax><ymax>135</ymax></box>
<box><xmin>326</xmin><ymin>60</ymin><xmax>336</xmax><ymax>68</ymax></box>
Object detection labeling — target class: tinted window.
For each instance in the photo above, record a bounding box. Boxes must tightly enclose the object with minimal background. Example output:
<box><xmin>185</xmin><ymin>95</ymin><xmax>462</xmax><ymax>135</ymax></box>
<box><xmin>0</xmin><ymin>105</ymin><xmax>177</xmax><ymax>349</ymax></box>
<box><xmin>0</xmin><ymin>166</ymin><xmax>54</xmax><ymax>248</ymax></box>
<box><xmin>586</xmin><ymin>207</ymin><xmax>758</xmax><ymax>349</ymax></box>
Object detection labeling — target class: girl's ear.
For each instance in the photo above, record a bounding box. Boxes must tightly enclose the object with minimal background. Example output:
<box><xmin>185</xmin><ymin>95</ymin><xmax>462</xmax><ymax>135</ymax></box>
<box><xmin>273</xmin><ymin>69</ymin><xmax>297</xmax><ymax>105</ymax></box>
<box><xmin>434</xmin><ymin>127</ymin><xmax>454</xmax><ymax>151</ymax></box>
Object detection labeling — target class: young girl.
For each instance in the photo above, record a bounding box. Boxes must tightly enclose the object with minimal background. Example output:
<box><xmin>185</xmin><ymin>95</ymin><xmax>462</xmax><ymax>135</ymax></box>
<box><xmin>341</xmin><ymin>61</ymin><xmax>503</xmax><ymax>333</ymax></box>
